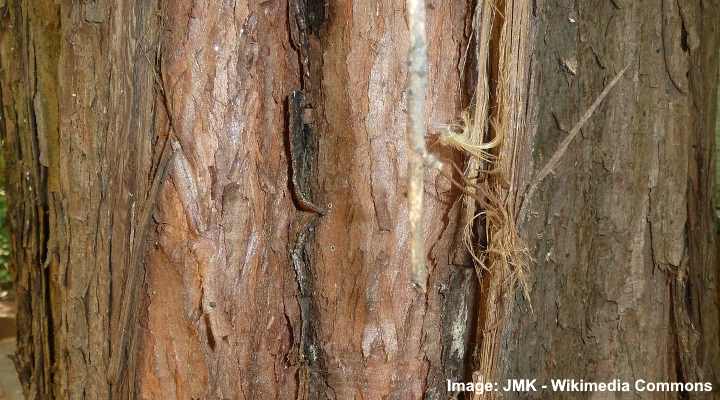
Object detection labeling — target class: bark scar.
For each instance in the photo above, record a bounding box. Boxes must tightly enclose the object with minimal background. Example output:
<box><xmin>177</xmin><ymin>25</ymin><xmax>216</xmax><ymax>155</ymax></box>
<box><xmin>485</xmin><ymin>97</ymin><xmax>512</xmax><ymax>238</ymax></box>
<box><xmin>288</xmin><ymin>90</ymin><xmax>325</xmax><ymax>215</ymax></box>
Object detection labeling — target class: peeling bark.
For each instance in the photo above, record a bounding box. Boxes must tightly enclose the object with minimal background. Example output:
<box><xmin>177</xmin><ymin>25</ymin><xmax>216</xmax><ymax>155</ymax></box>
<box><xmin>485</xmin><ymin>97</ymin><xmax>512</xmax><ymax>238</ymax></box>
<box><xmin>0</xmin><ymin>0</ymin><xmax>718</xmax><ymax>399</ymax></box>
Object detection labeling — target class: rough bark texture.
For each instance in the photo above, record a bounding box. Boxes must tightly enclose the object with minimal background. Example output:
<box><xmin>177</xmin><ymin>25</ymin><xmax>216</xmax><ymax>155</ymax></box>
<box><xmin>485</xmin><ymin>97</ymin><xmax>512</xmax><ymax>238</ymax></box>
<box><xmin>1</xmin><ymin>0</ymin><xmax>719</xmax><ymax>399</ymax></box>
<box><xmin>311</xmin><ymin>1</ymin><xmax>472</xmax><ymax>398</ymax></box>
<box><xmin>1</xmin><ymin>1</ymin><xmax>162</xmax><ymax>398</ymax></box>
<box><xmin>137</xmin><ymin>0</ymin><xmax>477</xmax><ymax>398</ymax></box>
<box><xmin>1</xmin><ymin>0</ymin><xmax>477</xmax><ymax>398</ymax></box>
<box><xmin>495</xmin><ymin>0</ymin><xmax>720</xmax><ymax>399</ymax></box>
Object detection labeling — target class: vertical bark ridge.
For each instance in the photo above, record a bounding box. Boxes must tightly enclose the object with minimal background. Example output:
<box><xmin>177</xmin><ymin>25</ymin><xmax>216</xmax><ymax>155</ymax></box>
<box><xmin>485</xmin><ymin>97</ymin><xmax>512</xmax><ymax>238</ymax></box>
<box><xmin>312</xmin><ymin>0</ymin><xmax>474</xmax><ymax>398</ymax></box>
<box><xmin>136</xmin><ymin>1</ymin><xmax>301</xmax><ymax>398</ymax></box>
<box><xmin>681</xmin><ymin>0</ymin><xmax>720</xmax><ymax>389</ymax></box>
<box><xmin>0</xmin><ymin>3</ymin><xmax>57</xmax><ymax>397</ymax></box>
<box><xmin>2</xmin><ymin>1</ymin><xmax>163</xmax><ymax>398</ymax></box>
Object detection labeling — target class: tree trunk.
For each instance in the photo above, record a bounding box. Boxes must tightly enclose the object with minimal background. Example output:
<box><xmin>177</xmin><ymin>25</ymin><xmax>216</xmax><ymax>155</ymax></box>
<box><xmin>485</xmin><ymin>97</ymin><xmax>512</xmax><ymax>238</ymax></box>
<box><xmin>0</xmin><ymin>1</ymin><xmax>718</xmax><ymax>400</ymax></box>
<box><xmin>491</xmin><ymin>0</ymin><xmax>720</xmax><ymax>399</ymax></box>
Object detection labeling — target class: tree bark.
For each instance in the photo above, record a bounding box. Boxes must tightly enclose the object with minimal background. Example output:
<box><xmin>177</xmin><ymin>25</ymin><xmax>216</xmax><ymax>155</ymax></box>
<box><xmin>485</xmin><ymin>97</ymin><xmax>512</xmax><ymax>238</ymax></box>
<box><xmin>1</xmin><ymin>1</ymin><xmax>164</xmax><ymax>398</ymax></box>
<box><xmin>1</xmin><ymin>0</ymin><xmax>476</xmax><ymax>398</ymax></box>
<box><xmin>494</xmin><ymin>1</ymin><xmax>720</xmax><ymax>399</ymax></box>
<box><xmin>0</xmin><ymin>0</ymin><xmax>718</xmax><ymax>399</ymax></box>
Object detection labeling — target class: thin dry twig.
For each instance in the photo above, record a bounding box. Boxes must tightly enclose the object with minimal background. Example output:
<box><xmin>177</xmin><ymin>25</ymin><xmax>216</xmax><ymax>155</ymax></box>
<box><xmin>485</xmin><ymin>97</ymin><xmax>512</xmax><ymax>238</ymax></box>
<box><xmin>518</xmin><ymin>63</ymin><xmax>631</xmax><ymax>221</ymax></box>
<box><xmin>406</xmin><ymin>0</ymin><xmax>429</xmax><ymax>291</ymax></box>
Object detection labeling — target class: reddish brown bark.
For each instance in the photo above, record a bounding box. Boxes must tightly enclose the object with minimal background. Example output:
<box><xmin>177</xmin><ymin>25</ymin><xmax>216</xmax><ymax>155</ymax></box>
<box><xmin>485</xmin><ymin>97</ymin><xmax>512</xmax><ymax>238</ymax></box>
<box><xmin>1</xmin><ymin>0</ymin><xmax>719</xmax><ymax>399</ymax></box>
<box><xmin>137</xmin><ymin>1</ymin><xmax>474</xmax><ymax>398</ymax></box>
